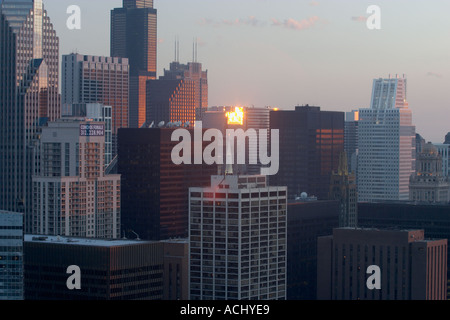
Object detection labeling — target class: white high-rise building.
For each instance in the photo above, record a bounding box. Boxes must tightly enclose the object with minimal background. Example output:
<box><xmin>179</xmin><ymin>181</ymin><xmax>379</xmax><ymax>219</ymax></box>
<box><xmin>358</xmin><ymin>76</ymin><xmax>416</xmax><ymax>202</ymax></box>
<box><xmin>189</xmin><ymin>175</ymin><xmax>287</xmax><ymax>300</ymax></box>
<box><xmin>32</xmin><ymin>119</ymin><xmax>121</xmax><ymax>239</ymax></box>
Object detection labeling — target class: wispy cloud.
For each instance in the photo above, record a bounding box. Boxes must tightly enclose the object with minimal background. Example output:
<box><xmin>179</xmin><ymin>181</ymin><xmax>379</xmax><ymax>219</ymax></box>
<box><xmin>351</xmin><ymin>16</ymin><xmax>367</xmax><ymax>23</ymax></box>
<box><xmin>198</xmin><ymin>16</ymin><xmax>266</xmax><ymax>28</ymax></box>
<box><xmin>427</xmin><ymin>71</ymin><xmax>443</xmax><ymax>79</ymax></box>
<box><xmin>271</xmin><ymin>16</ymin><xmax>320</xmax><ymax>30</ymax></box>
<box><xmin>199</xmin><ymin>16</ymin><xmax>319</xmax><ymax>31</ymax></box>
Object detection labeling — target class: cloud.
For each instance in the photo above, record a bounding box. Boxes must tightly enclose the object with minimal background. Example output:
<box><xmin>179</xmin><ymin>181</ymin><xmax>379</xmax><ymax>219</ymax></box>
<box><xmin>351</xmin><ymin>16</ymin><xmax>367</xmax><ymax>22</ymax></box>
<box><xmin>198</xmin><ymin>16</ymin><xmax>266</xmax><ymax>28</ymax></box>
<box><xmin>427</xmin><ymin>72</ymin><xmax>443</xmax><ymax>79</ymax></box>
<box><xmin>271</xmin><ymin>16</ymin><xmax>319</xmax><ymax>30</ymax></box>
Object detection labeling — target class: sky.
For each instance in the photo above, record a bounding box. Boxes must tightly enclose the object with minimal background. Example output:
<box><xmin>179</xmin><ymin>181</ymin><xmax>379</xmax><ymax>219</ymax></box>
<box><xmin>43</xmin><ymin>0</ymin><xmax>450</xmax><ymax>143</ymax></box>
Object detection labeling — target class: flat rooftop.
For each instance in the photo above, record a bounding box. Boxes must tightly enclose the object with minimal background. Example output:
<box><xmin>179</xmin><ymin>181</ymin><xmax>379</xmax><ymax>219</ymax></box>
<box><xmin>24</xmin><ymin>234</ymin><xmax>156</xmax><ymax>247</ymax></box>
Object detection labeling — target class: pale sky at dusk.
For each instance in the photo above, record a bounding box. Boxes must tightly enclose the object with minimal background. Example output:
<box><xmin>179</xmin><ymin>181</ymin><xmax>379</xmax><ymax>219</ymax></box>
<box><xmin>44</xmin><ymin>0</ymin><xmax>450</xmax><ymax>143</ymax></box>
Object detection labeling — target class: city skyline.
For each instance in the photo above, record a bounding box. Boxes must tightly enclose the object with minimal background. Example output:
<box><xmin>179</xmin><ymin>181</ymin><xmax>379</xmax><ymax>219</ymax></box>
<box><xmin>43</xmin><ymin>0</ymin><xmax>450</xmax><ymax>143</ymax></box>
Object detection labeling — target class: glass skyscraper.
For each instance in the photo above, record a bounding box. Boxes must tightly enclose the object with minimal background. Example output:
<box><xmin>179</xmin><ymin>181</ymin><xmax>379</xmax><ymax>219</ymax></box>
<box><xmin>111</xmin><ymin>0</ymin><xmax>157</xmax><ymax>129</ymax></box>
<box><xmin>0</xmin><ymin>0</ymin><xmax>60</xmax><ymax>233</ymax></box>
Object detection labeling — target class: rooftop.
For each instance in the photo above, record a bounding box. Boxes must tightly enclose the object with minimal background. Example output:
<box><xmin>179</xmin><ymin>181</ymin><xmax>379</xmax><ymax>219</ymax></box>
<box><xmin>24</xmin><ymin>234</ymin><xmax>155</xmax><ymax>247</ymax></box>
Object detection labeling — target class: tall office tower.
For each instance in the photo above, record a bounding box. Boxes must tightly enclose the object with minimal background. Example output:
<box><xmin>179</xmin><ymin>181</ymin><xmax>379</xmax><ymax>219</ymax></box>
<box><xmin>409</xmin><ymin>143</ymin><xmax>450</xmax><ymax>203</ymax></box>
<box><xmin>270</xmin><ymin>105</ymin><xmax>345</xmax><ymax>200</ymax></box>
<box><xmin>435</xmin><ymin>143</ymin><xmax>450</xmax><ymax>177</ymax></box>
<box><xmin>317</xmin><ymin>228</ymin><xmax>448</xmax><ymax>300</ymax></box>
<box><xmin>62</xmin><ymin>103</ymin><xmax>113</xmax><ymax>168</ymax></box>
<box><xmin>199</xmin><ymin>106</ymin><xmax>272</xmax><ymax>175</ymax></box>
<box><xmin>344</xmin><ymin>110</ymin><xmax>359</xmax><ymax>175</ymax></box>
<box><xmin>118</xmin><ymin>127</ymin><xmax>217</xmax><ymax>241</ymax></box>
<box><xmin>111</xmin><ymin>0</ymin><xmax>157</xmax><ymax>129</ymax></box>
<box><xmin>32</xmin><ymin>119</ymin><xmax>121</xmax><ymax>239</ymax></box>
<box><xmin>24</xmin><ymin>235</ymin><xmax>164</xmax><ymax>300</ymax></box>
<box><xmin>445</xmin><ymin>133</ymin><xmax>450</xmax><ymax>145</ymax></box>
<box><xmin>0</xmin><ymin>0</ymin><xmax>60</xmax><ymax>234</ymax></box>
<box><xmin>329</xmin><ymin>153</ymin><xmax>358</xmax><ymax>228</ymax></box>
<box><xmin>146</xmin><ymin>77</ymin><xmax>196</xmax><ymax>126</ymax></box>
<box><xmin>287</xmin><ymin>199</ymin><xmax>340</xmax><ymax>300</ymax></box>
<box><xmin>189</xmin><ymin>175</ymin><xmax>287</xmax><ymax>300</ymax></box>
<box><xmin>61</xmin><ymin>54</ymin><xmax>129</xmax><ymax>155</ymax></box>
<box><xmin>358</xmin><ymin>76</ymin><xmax>416</xmax><ymax>202</ymax></box>
<box><xmin>0</xmin><ymin>211</ymin><xmax>24</xmax><ymax>300</ymax></box>
<box><xmin>160</xmin><ymin>60</ymin><xmax>208</xmax><ymax>116</ymax></box>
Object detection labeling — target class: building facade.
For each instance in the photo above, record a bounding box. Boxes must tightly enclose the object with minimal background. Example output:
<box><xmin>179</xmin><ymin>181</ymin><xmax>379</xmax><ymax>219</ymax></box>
<box><xmin>329</xmin><ymin>153</ymin><xmax>358</xmax><ymax>228</ymax></box>
<box><xmin>317</xmin><ymin>228</ymin><xmax>448</xmax><ymax>300</ymax></box>
<box><xmin>61</xmin><ymin>53</ymin><xmax>129</xmax><ymax>155</ymax></box>
<box><xmin>111</xmin><ymin>0</ymin><xmax>157</xmax><ymax>128</ymax></box>
<box><xmin>161</xmin><ymin>61</ymin><xmax>208</xmax><ymax>116</ymax></box>
<box><xmin>62</xmin><ymin>103</ymin><xmax>113</xmax><ymax>168</ymax></box>
<box><xmin>32</xmin><ymin>119</ymin><xmax>121</xmax><ymax>239</ymax></box>
<box><xmin>118</xmin><ymin>127</ymin><xmax>217</xmax><ymax>241</ymax></box>
<box><xmin>189</xmin><ymin>175</ymin><xmax>287</xmax><ymax>300</ymax></box>
<box><xmin>146</xmin><ymin>78</ymin><xmax>196</xmax><ymax>126</ymax></box>
<box><xmin>410</xmin><ymin>142</ymin><xmax>450</xmax><ymax>203</ymax></box>
<box><xmin>270</xmin><ymin>105</ymin><xmax>345</xmax><ymax>200</ymax></box>
<box><xmin>0</xmin><ymin>211</ymin><xmax>24</xmax><ymax>300</ymax></box>
<box><xmin>0</xmin><ymin>0</ymin><xmax>61</xmax><ymax>233</ymax></box>
<box><xmin>344</xmin><ymin>110</ymin><xmax>359</xmax><ymax>175</ymax></box>
<box><xmin>358</xmin><ymin>76</ymin><xmax>416</xmax><ymax>202</ymax></box>
<box><xmin>287</xmin><ymin>200</ymin><xmax>339</xmax><ymax>300</ymax></box>
<box><xmin>24</xmin><ymin>235</ymin><xmax>164</xmax><ymax>300</ymax></box>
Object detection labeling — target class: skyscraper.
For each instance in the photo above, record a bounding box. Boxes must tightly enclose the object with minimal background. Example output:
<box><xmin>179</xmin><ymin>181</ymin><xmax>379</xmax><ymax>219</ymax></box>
<box><xmin>270</xmin><ymin>105</ymin><xmax>345</xmax><ymax>200</ymax></box>
<box><xmin>358</xmin><ymin>76</ymin><xmax>416</xmax><ymax>202</ymax></box>
<box><xmin>33</xmin><ymin>119</ymin><xmax>121</xmax><ymax>239</ymax></box>
<box><xmin>117</xmin><ymin>127</ymin><xmax>217</xmax><ymax>241</ymax></box>
<box><xmin>146</xmin><ymin>78</ymin><xmax>196</xmax><ymax>126</ymax></box>
<box><xmin>161</xmin><ymin>60</ymin><xmax>208</xmax><ymax>115</ymax></box>
<box><xmin>189</xmin><ymin>175</ymin><xmax>287</xmax><ymax>300</ymax></box>
<box><xmin>329</xmin><ymin>153</ymin><xmax>358</xmax><ymax>228</ymax></box>
<box><xmin>111</xmin><ymin>0</ymin><xmax>157</xmax><ymax>128</ymax></box>
<box><xmin>0</xmin><ymin>0</ymin><xmax>60</xmax><ymax>233</ymax></box>
<box><xmin>62</xmin><ymin>53</ymin><xmax>129</xmax><ymax>156</ymax></box>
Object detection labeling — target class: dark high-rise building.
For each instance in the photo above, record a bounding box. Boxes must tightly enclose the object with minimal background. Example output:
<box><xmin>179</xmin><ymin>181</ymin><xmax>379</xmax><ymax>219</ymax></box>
<box><xmin>118</xmin><ymin>127</ymin><xmax>217</xmax><ymax>241</ymax></box>
<box><xmin>24</xmin><ymin>235</ymin><xmax>164</xmax><ymax>300</ymax></box>
<box><xmin>161</xmin><ymin>61</ymin><xmax>208</xmax><ymax>116</ymax></box>
<box><xmin>329</xmin><ymin>153</ymin><xmax>358</xmax><ymax>228</ymax></box>
<box><xmin>287</xmin><ymin>200</ymin><xmax>340</xmax><ymax>300</ymax></box>
<box><xmin>358</xmin><ymin>201</ymin><xmax>450</xmax><ymax>298</ymax></box>
<box><xmin>270</xmin><ymin>105</ymin><xmax>345</xmax><ymax>200</ymax></box>
<box><xmin>0</xmin><ymin>0</ymin><xmax>60</xmax><ymax>233</ymax></box>
<box><xmin>146</xmin><ymin>78</ymin><xmax>196</xmax><ymax>126</ymax></box>
<box><xmin>318</xmin><ymin>228</ymin><xmax>448</xmax><ymax>300</ymax></box>
<box><xmin>111</xmin><ymin>0</ymin><xmax>157</xmax><ymax>128</ymax></box>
